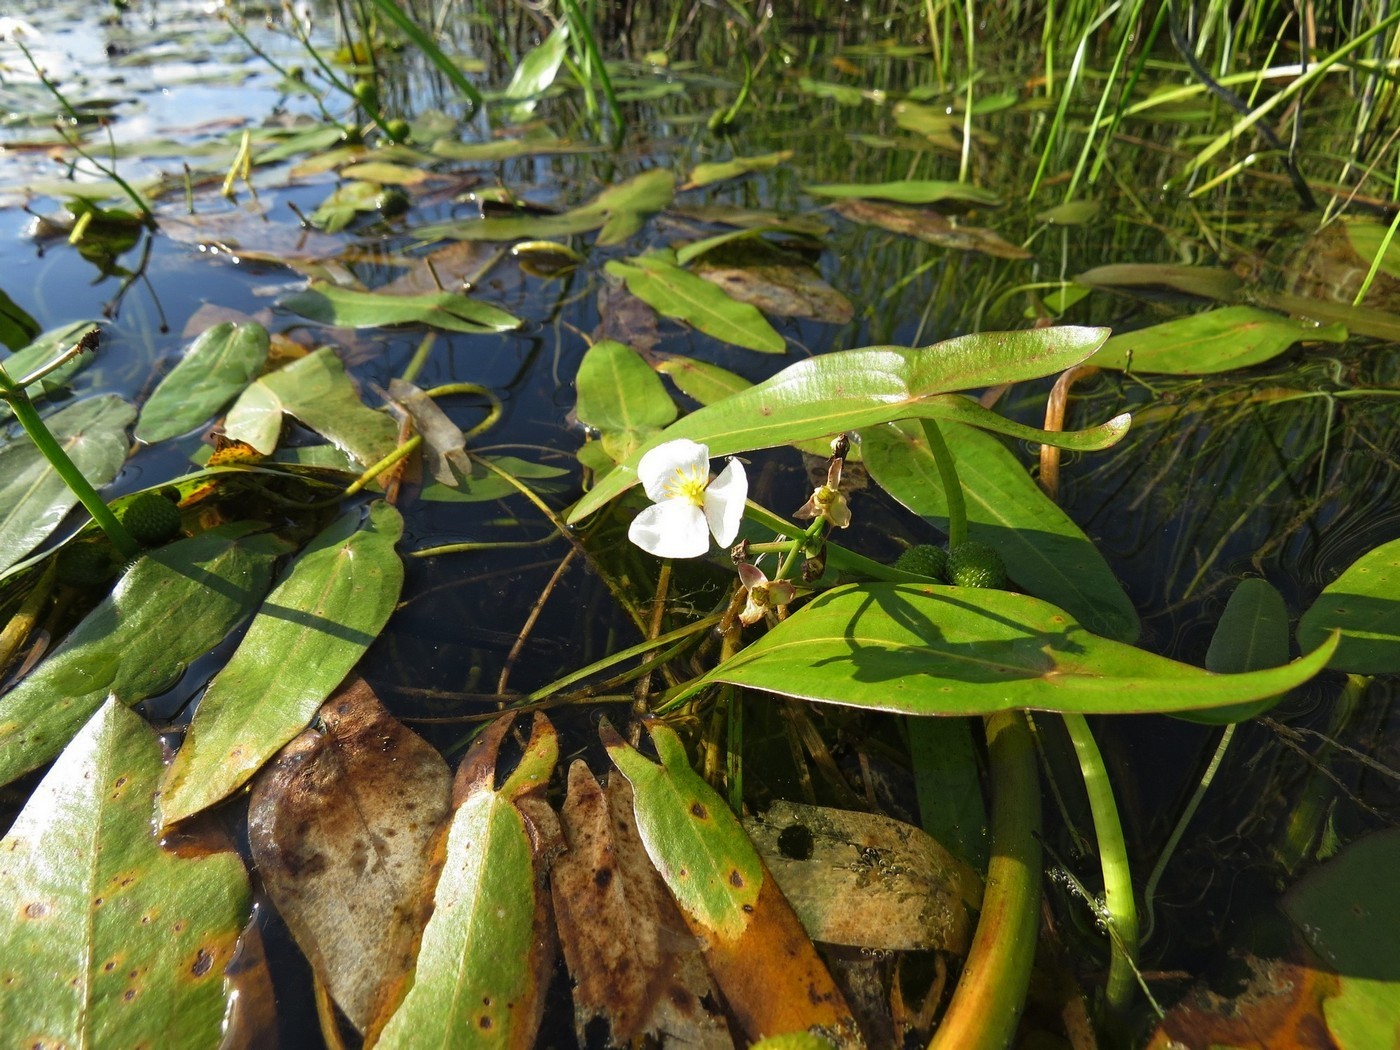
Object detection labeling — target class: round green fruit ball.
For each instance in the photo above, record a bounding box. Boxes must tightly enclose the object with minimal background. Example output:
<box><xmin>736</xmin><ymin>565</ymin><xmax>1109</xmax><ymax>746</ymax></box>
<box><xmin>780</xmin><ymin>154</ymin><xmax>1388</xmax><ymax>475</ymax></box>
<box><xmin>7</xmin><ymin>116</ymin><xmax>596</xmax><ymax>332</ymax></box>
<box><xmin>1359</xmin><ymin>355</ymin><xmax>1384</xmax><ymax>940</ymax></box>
<box><xmin>893</xmin><ymin>544</ymin><xmax>948</xmax><ymax>581</ymax></box>
<box><xmin>376</xmin><ymin>186</ymin><xmax>411</xmax><ymax>217</ymax></box>
<box><xmin>384</xmin><ymin>118</ymin><xmax>411</xmax><ymax>143</ymax></box>
<box><xmin>351</xmin><ymin>79</ymin><xmax>378</xmax><ymax>108</ymax></box>
<box><xmin>57</xmin><ymin>543</ymin><xmax>115</xmax><ymax>587</ymax></box>
<box><xmin>947</xmin><ymin>541</ymin><xmax>1008</xmax><ymax>589</ymax></box>
<box><xmin>120</xmin><ymin>491</ymin><xmax>182</xmax><ymax>546</ymax></box>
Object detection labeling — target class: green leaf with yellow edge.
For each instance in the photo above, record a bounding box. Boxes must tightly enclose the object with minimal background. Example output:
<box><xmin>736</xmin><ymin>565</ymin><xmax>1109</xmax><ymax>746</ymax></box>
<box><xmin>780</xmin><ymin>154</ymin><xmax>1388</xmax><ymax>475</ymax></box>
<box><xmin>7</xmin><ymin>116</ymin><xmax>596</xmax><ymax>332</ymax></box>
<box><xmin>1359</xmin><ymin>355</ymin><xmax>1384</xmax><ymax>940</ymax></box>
<box><xmin>0</xmin><ymin>524</ymin><xmax>286</xmax><ymax>788</ymax></box>
<box><xmin>0</xmin><ymin>394</ymin><xmax>134</xmax><ymax>576</ymax></box>
<box><xmin>371</xmin><ymin>714</ymin><xmax>558</xmax><ymax>1048</ymax></box>
<box><xmin>1089</xmin><ymin>305</ymin><xmax>1347</xmax><ymax>373</ymax></box>
<box><xmin>805</xmin><ymin>179</ymin><xmax>1000</xmax><ymax>205</ymax></box>
<box><xmin>567</xmin><ymin>326</ymin><xmax>1125</xmax><ymax>523</ymax></box>
<box><xmin>605</xmin><ymin>721</ymin><xmax>861</xmax><ymax>1046</ymax></box>
<box><xmin>0</xmin><ymin>700</ymin><xmax>250</xmax><ymax>1048</ymax></box>
<box><xmin>280</xmin><ymin>281</ymin><xmax>522</xmax><ymax>334</ymax></box>
<box><xmin>604</xmin><ymin>721</ymin><xmax>763</xmax><ymax>940</ymax></box>
<box><xmin>135</xmin><ymin>322</ymin><xmax>270</xmax><ymax>443</ymax></box>
<box><xmin>1297</xmin><ymin>537</ymin><xmax>1400</xmax><ymax>674</ymax></box>
<box><xmin>606</xmin><ymin>253</ymin><xmax>787</xmax><ymax>354</ymax></box>
<box><xmin>223</xmin><ymin>346</ymin><xmax>399</xmax><ymax>467</ymax></box>
<box><xmin>680</xmin><ymin>583</ymin><xmax>1338</xmax><ymax>716</ymax></box>
<box><xmin>684</xmin><ymin>150</ymin><xmax>795</xmax><ymax>189</ymax></box>
<box><xmin>861</xmin><ymin>418</ymin><xmax>1140</xmax><ymax>643</ymax></box>
<box><xmin>159</xmin><ymin>502</ymin><xmax>405</xmax><ymax>827</ymax></box>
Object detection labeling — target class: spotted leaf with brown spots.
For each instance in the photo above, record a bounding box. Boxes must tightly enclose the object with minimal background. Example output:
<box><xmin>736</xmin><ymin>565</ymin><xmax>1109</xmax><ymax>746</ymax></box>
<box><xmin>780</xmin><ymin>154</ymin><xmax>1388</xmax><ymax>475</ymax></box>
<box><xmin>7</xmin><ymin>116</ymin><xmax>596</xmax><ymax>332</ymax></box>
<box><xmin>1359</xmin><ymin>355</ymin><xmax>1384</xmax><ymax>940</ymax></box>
<box><xmin>0</xmin><ymin>699</ymin><xmax>251</xmax><ymax>1048</ymax></box>
<box><xmin>605</xmin><ymin>721</ymin><xmax>863</xmax><ymax>1047</ymax></box>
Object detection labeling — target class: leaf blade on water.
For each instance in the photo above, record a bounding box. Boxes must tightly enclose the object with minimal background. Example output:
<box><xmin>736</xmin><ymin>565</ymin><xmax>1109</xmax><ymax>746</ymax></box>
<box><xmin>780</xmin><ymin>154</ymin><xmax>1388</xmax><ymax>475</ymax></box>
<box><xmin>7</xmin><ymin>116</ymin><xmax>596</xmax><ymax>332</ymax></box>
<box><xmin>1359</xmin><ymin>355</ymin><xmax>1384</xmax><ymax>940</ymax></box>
<box><xmin>279</xmin><ymin>281</ymin><xmax>522</xmax><ymax>334</ymax></box>
<box><xmin>605</xmin><ymin>254</ymin><xmax>787</xmax><ymax>353</ymax></box>
<box><xmin>135</xmin><ymin>322</ymin><xmax>270</xmax><ymax>443</ymax></box>
<box><xmin>1090</xmin><ymin>305</ymin><xmax>1347</xmax><ymax>373</ymax></box>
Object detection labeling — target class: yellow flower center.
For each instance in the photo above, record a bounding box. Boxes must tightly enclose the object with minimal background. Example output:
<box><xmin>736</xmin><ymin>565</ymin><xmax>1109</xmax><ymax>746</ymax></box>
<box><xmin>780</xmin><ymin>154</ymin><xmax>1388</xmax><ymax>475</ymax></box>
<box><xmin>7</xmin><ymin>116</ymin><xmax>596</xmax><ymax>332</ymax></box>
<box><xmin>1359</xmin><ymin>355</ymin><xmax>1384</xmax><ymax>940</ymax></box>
<box><xmin>663</xmin><ymin>465</ymin><xmax>709</xmax><ymax>506</ymax></box>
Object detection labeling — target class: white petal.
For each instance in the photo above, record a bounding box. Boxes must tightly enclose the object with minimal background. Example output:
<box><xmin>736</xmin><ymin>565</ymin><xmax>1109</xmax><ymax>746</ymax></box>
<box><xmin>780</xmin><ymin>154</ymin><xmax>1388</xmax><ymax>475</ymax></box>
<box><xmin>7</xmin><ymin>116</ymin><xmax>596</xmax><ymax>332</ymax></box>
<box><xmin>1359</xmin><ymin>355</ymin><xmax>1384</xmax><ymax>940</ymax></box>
<box><xmin>636</xmin><ymin>439</ymin><xmax>710</xmax><ymax>503</ymax></box>
<box><xmin>703</xmin><ymin>458</ymin><xmax>748</xmax><ymax>546</ymax></box>
<box><xmin>628</xmin><ymin>499</ymin><xmax>711</xmax><ymax>558</ymax></box>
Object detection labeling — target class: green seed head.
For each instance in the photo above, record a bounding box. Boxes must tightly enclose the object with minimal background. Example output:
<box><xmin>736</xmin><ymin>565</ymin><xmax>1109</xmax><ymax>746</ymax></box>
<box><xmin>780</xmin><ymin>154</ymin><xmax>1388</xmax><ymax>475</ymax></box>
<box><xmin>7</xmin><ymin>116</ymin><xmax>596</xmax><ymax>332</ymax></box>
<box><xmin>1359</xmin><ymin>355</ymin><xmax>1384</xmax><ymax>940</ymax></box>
<box><xmin>893</xmin><ymin>543</ymin><xmax>948</xmax><ymax>581</ymax></box>
<box><xmin>56</xmin><ymin>543</ymin><xmax>116</xmax><ymax>587</ymax></box>
<box><xmin>376</xmin><ymin>186</ymin><xmax>411</xmax><ymax>217</ymax></box>
<box><xmin>120</xmin><ymin>491</ymin><xmax>182</xmax><ymax>546</ymax></box>
<box><xmin>947</xmin><ymin>541</ymin><xmax>1008</xmax><ymax>589</ymax></box>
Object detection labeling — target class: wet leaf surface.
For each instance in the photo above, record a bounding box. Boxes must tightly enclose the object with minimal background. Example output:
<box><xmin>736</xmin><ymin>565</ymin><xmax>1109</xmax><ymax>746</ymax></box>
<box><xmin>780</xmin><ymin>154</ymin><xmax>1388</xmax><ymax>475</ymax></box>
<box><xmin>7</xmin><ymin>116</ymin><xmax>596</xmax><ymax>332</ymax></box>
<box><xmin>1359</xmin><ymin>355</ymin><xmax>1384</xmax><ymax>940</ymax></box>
<box><xmin>832</xmin><ymin>198</ymin><xmax>1030</xmax><ymax>259</ymax></box>
<box><xmin>0</xmin><ymin>699</ymin><xmax>250</xmax><ymax>1048</ymax></box>
<box><xmin>1297</xmin><ymin>536</ymin><xmax>1400</xmax><ymax>674</ymax></box>
<box><xmin>575</xmin><ymin>338</ymin><xmax>677</xmax><ymax>463</ymax></box>
<box><xmin>160</xmin><ymin>502</ymin><xmax>404</xmax><ymax>825</ymax></box>
<box><xmin>135</xmin><ymin>321</ymin><xmax>270</xmax><ymax>443</ymax></box>
<box><xmin>606</xmin><ymin>721</ymin><xmax>863</xmax><ymax>1046</ymax></box>
<box><xmin>0</xmin><ymin>394</ymin><xmax>134</xmax><ymax>575</ymax></box>
<box><xmin>694</xmin><ymin>259</ymin><xmax>854</xmax><ymax>324</ymax></box>
<box><xmin>0</xmin><ymin>524</ymin><xmax>286</xmax><ymax>787</ymax></box>
<box><xmin>685</xmin><ymin>583</ymin><xmax>1339</xmax><ymax>716</ymax></box>
<box><xmin>247</xmin><ymin>677</ymin><xmax>451</xmax><ymax>1032</ymax></box>
<box><xmin>280</xmin><ymin>281</ymin><xmax>523</xmax><ymax>333</ymax></box>
<box><xmin>742</xmin><ymin>801</ymin><xmax>979</xmax><ymax>953</ymax></box>
<box><xmin>551</xmin><ymin>761</ymin><xmax>731</xmax><ymax>1048</ymax></box>
<box><xmin>1090</xmin><ymin>304</ymin><xmax>1348</xmax><ymax>373</ymax></box>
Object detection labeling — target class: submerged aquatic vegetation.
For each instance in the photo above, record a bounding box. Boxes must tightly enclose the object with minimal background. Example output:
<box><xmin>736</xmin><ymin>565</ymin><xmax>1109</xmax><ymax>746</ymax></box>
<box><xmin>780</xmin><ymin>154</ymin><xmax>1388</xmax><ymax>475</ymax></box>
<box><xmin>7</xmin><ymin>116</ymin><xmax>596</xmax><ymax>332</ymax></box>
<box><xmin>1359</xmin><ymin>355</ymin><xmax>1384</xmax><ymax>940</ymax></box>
<box><xmin>0</xmin><ymin>0</ymin><xmax>1399</xmax><ymax>1047</ymax></box>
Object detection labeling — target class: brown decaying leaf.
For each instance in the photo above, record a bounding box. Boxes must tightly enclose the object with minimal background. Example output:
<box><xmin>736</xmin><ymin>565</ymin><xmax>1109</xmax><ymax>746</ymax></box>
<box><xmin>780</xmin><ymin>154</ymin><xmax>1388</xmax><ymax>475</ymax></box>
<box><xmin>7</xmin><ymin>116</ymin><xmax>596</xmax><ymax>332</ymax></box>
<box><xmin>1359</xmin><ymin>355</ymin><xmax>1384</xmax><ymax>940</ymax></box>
<box><xmin>743</xmin><ymin>801</ymin><xmax>980</xmax><ymax>954</ymax></box>
<box><xmin>551</xmin><ymin>761</ymin><xmax>733</xmax><ymax>1048</ymax></box>
<box><xmin>694</xmin><ymin>262</ymin><xmax>854</xmax><ymax>324</ymax></box>
<box><xmin>247</xmin><ymin>676</ymin><xmax>452</xmax><ymax>1033</ymax></box>
<box><xmin>378</xmin><ymin>240</ymin><xmax>501</xmax><ymax>296</ymax></box>
<box><xmin>593</xmin><ymin>276</ymin><xmax>662</xmax><ymax>352</ymax></box>
<box><xmin>833</xmin><ymin>198</ymin><xmax>1031</xmax><ymax>260</ymax></box>
<box><xmin>1146</xmin><ymin>955</ymin><xmax>1340</xmax><ymax>1050</ymax></box>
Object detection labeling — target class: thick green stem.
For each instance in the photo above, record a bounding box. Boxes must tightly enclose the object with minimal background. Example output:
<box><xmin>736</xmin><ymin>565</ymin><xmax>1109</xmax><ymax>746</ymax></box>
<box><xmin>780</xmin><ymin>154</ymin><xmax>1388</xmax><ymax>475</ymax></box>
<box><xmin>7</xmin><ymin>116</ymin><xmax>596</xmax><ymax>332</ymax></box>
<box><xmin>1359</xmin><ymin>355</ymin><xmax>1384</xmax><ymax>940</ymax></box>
<box><xmin>1062</xmin><ymin>713</ymin><xmax>1139</xmax><ymax>1015</ymax></box>
<box><xmin>930</xmin><ymin>711</ymin><xmax>1041</xmax><ymax>1050</ymax></box>
<box><xmin>0</xmin><ymin>369</ymin><xmax>138</xmax><ymax>559</ymax></box>
<box><xmin>920</xmin><ymin>420</ymin><xmax>967</xmax><ymax>547</ymax></box>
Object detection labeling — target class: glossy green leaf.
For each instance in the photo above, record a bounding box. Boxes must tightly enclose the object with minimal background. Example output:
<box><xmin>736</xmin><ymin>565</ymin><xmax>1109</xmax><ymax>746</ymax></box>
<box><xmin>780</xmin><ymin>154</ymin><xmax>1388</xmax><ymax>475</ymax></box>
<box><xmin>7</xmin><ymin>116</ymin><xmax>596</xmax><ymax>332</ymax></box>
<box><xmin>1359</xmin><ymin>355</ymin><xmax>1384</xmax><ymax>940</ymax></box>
<box><xmin>373</xmin><ymin>715</ymin><xmax>558</xmax><ymax>1048</ymax></box>
<box><xmin>159</xmin><ymin>503</ymin><xmax>405</xmax><ymax>826</ymax></box>
<box><xmin>1297</xmin><ymin>538</ymin><xmax>1400</xmax><ymax>674</ymax></box>
<box><xmin>682</xmin><ymin>583</ymin><xmax>1338</xmax><ymax>716</ymax></box>
<box><xmin>1072</xmin><ymin>263</ymin><xmax>1242</xmax><ymax>301</ymax></box>
<box><xmin>805</xmin><ymin>179</ymin><xmax>1000</xmax><ymax>206</ymax></box>
<box><xmin>575</xmin><ymin>339</ymin><xmax>677</xmax><ymax>432</ymax></box>
<box><xmin>224</xmin><ymin>346</ymin><xmax>399</xmax><ymax>467</ymax></box>
<box><xmin>606</xmin><ymin>253</ymin><xmax>787</xmax><ymax>354</ymax></box>
<box><xmin>0</xmin><ymin>394</ymin><xmax>135</xmax><ymax>575</ymax></box>
<box><xmin>413</xmin><ymin>168</ymin><xmax>674</xmax><ymax>244</ymax></box>
<box><xmin>685</xmin><ymin>150</ymin><xmax>794</xmax><ymax>188</ymax></box>
<box><xmin>1173</xmin><ymin>578</ymin><xmax>1295</xmax><ymax>724</ymax></box>
<box><xmin>308</xmin><ymin>181</ymin><xmax>383</xmax><ymax>233</ymax></box>
<box><xmin>0</xmin><ymin>524</ymin><xmax>286</xmax><ymax>788</ymax></box>
<box><xmin>428</xmin><ymin>135</ymin><xmax>601</xmax><ymax>162</ymax></box>
<box><xmin>568</xmin><ymin>326</ymin><xmax>1124</xmax><ymax>523</ymax></box>
<box><xmin>655</xmin><ymin>354</ymin><xmax>751</xmax><ymax>403</ymax></box>
<box><xmin>280</xmin><ymin>281</ymin><xmax>522</xmax><ymax>334</ymax></box>
<box><xmin>135</xmin><ymin>322</ymin><xmax>270</xmax><ymax>443</ymax></box>
<box><xmin>0</xmin><ymin>320</ymin><xmax>102</xmax><ymax>419</ymax></box>
<box><xmin>0</xmin><ymin>700</ymin><xmax>250</xmax><ymax>1048</ymax></box>
<box><xmin>1090</xmin><ymin>305</ymin><xmax>1347</xmax><ymax>373</ymax></box>
<box><xmin>501</xmin><ymin>21</ymin><xmax>569</xmax><ymax>123</ymax></box>
<box><xmin>1283</xmin><ymin>830</ymin><xmax>1400</xmax><ymax>1050</ymax></box>
<box><xmin>0</xmin><ymin>286</ymin><xmax>40</xmax><ymax>350</ymax></box>
<box><xmin>605</xmin><ymin>722</ymin><xmax>763</xmax><ymax>941</ymax></box>
<box><xmin>860</xmin><ymin>419</ymin><xmax>1140</xmax><ymax>642</ymax></box>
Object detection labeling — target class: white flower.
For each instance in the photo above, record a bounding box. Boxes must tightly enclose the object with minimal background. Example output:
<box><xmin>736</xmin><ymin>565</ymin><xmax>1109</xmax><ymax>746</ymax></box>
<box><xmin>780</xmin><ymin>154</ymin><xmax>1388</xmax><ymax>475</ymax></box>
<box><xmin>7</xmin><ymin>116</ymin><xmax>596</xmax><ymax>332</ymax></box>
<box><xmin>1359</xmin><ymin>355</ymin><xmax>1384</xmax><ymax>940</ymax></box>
<box><xmin>0</xmin><ymin>17</ymin><xmax>41</xmax><ymax>41</ymax></box>
<box><xmin>627</xmin><ymin>439</ymin><xmax>747</xmax><ymax>558</ymax></box>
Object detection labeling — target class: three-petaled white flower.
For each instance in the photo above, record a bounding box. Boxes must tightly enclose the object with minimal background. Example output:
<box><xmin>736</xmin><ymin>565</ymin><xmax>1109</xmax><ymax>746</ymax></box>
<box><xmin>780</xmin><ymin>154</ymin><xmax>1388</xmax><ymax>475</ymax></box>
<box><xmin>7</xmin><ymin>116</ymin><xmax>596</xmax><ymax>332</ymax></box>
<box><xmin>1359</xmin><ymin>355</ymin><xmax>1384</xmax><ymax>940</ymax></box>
<box><xmin>627</xmin><ymin>439</ymin><xmax>747</xmax><ymax>558</ymax></box>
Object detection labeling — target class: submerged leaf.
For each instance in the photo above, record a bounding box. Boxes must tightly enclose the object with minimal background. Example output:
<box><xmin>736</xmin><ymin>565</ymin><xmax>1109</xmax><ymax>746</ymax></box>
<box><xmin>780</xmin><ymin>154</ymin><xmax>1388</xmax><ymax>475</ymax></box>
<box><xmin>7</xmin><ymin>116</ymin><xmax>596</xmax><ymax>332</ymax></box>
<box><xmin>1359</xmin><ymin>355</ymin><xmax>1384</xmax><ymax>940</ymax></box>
<box><xmin>0</xmin><ymin>524</ymin><xmax>286</xmax><ymax>787</ymax></box>
<box><xmin>685</xmin><ymin>150</ymin><xmax>794</xmax><ymax>189</ymax></box>
<box><xmin>0</xmin><ymin>394</ymin><xmax>134</xmax><ymax>575</ymax></box>
<box><xmin>833</xmin><ymin>198</ymin><xmax>1031</xmax><ymax>259</ymax></box>
<box><xmin>248</xmin><ymin>677</ymin><xmax>450</xmax><ymax>1032</ymax></box>
<box><xmin>681</xmin><ymin>583</ymin><xmax>1338</xmax><ymax>716</ymax></box>
<box><xmin>806</xmin><ymin>179</ymin><xmax>1000</xmax><ymax>206</ymax></box>
<box><xmin>0</xmin><ymin>700</ymin><xmax>250</xmax><ymax>1048</ymax></box>
<box><xmin>280</xmin><ymin>281</ymin><xmax>522</xmax><ymax>334</ymax></box>
<box><xmin>568</xmin><ymin>326</ymin><xmax>1122</xmax><ymax>523</ymax></box>
<box><xmin>694</xmin><ymin>260</ymin><xmax>854</xmax><ymax>324</ymax></box>
<box><xmin>135</xmin><ymin>321</ymin><xmax>270</xmax><ymax>443</ymax></box>
<box><xmin>160</xmin><ymin>502</ymin><xmax>405</xmax><ymax>825</ymax></box>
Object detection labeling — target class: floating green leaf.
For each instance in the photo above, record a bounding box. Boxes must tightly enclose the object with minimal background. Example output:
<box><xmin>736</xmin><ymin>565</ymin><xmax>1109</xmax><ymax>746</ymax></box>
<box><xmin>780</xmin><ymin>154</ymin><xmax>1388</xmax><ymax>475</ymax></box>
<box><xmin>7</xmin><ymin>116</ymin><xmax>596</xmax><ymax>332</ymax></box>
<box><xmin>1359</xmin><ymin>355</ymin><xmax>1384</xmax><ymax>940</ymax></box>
<box><xmin>1072</xmin><ymin>263</ymin><xmax>1242</xmax><ymax>301</ymax></box>
<box><xmin>418</xmin><ymin>455</ymin><xmax>570</xmax><ymax>503</ymax></box>
<box><xmin>1176</xmin><ymin>578</ymin><xmax>1294</xmax><ymax>723</ymax></box>
<box><xmin>0</xmin><ymin>394</ymin><xmax>134</xmax><ymax>575</ymax></box>
<box><xmin>655</xmin><ymin>354</ymin><xmax>751</xmax><ymax>403</ymax></box>
<box><xmin>0</xmin><ymin>700</ymin><xmax>250</xmax><ymax>1048</ymax></box>
<box><xmin>501</xmin><ymin>21</ymin><xmax>569</xmax><ymax>123</ymax></box>
<box><xmin>1090</xmin><ymin>305</ymin><xmax>1347</xmax><ymax>373</ymax></box>
<box><xmin>280</xmin><ymin>281</ymin><xmax>522</xmax><ymax>334</ymax></box>
<box><xmin>805</xmin><ymin>179</ymin><xmax>1000</xmax><ymax>205</ymax></box>
<box><xmin>0</xmin><ymin>524</ymin><xmax>286</xmax><ymax>788</ymax></box>
<box><xmin>0</xmin><ymin>320</ymin><xmax>102</xmax><ymax>420</ymax></box>
<box><xmin>680</xmin><ymin>583</ymin><xmax>1338</xmax><ymax>716</ymax></box>
<box><xmin>685</xmin><ymin>150</ymin><xmax>794</xmax><ymax>189</ymax></box>
<box><xmin>428</xmin><ymin>135</ymin><xmax>601</xmax><ymax>163</ymax></box>
<box><xmin>135</xmin><ymin>322</ymin><xmax>270</xmax><ymax>443</ymax></box>
<box><xmin>159</xmin><ymin>503</ymin><xmax>405</xmax><ymax>826</ymax></box>
<box><xmin>575</xmin><ymin>339</ymin><xmax>677</xmax><ymax>463</ymax></box>
<box><xmin>568</xmin><ymin>326</ymin><xmax>1124</xmax><ymax>523</ymax></box>
<box><xmin>861</xmin><ymin>419</ymin><xmax>1140</xmax><ymax>642</ymax></box>
<box><xmin>606</xmin><ymin>253</ymin><xmax>786</xmax><ymax>353</ymax></box>
<box><xmin>0</xmin><ymin>286</ymin><xmax>39</xmax><ymax>351</ymax></box>
<box><xmin>1297</xmin><ymin>538</ymin><xmax>1400</xmax><ymax>674</ymax></box>
<box><xmin>223</xmin><ymin>346</ymin><xmax>399</xmax><ymax>467</ymax></box>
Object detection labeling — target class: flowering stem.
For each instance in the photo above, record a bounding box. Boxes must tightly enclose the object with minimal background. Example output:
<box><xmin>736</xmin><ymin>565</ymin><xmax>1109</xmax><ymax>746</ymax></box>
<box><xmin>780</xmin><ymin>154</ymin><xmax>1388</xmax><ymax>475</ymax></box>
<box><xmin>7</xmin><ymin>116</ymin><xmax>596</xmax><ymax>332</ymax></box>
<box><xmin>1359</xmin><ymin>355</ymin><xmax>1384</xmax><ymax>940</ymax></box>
<box><xmin>774</xmin><ymin>516</ymin><xmax>827</xmax><ymax>582</ymax></box>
